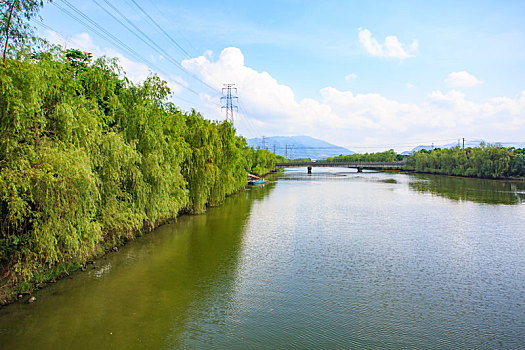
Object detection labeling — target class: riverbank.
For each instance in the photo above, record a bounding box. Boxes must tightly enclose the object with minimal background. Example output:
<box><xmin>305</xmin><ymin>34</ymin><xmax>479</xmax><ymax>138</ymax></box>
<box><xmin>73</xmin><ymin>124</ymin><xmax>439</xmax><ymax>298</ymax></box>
<box><xmin>404</xmin><ymin>145</ymin><xmax>525</xmax><ymax>178</ymax></box>
<box><xmin>1</xmin><ymin>215</ymin><xmax>170</xmax><ymax>306</ymax></box>
<box><xmin>1</xmin><ymin>181</ymin><xmax>260</xmax><ymax>306</ymax></box>
<box><xmin>378</xmin><ymin>168</ymin><xmax>525</xmax><ymax>182</ymax></box>
<box><xmin>0</xmin><ymin>50</ymin><xmax>277</xmax><ymax>305</ymax></box>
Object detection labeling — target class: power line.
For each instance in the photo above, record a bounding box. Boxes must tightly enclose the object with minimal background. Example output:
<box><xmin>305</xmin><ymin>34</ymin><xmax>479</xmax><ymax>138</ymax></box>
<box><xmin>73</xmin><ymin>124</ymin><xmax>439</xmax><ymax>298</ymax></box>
<box><xmin>119</xmin><ymin>0</ymin><xmax>260</xmax><ymax>135</ymax></box>
<box><xmin>53</xmin><ymin>0</ymin><xmax>202</xmax><ymax>98</ymax></box>
<box><xmin>236</xmin><ymin>101</ymin><xmax>261</xmax><ymax>138</ymax></box>
<box><xmin>36</xmin><ymin>19</ymin><xmax>205</xmax><ymax>109</ymax></box>
<box><xmin>93</xmin><ymin>0</ymin><xmax>175</xmax><ymax>61</ymax></box>
<box><xmin>141</xmin><ymin>0</ymin><xmax>200</xmax><ymax>58</ymax></box>
<box><xmin>342</xmin><ymin>138</ymin><xmax>459</xmax><ymax>149</ymax></box>
<box><xmin>55</xmin><ymin>1</ymin><xmax>143</xmax><ymax>62</ymax></box>
<box><xmin>45</xmin><ymin>3</ymin><xmax>470</xmax><ymax>149</ymax></box>
<box><xmin>130</xmin><ymin>0</ymin><xmax>227</xmax><ymax>96</ymax></box>
<box><xmin>234</xmin><ymin>112</ymin><xmax>258</xmax><ymax>139</ymax></box>
<box><xmin>128</xmin><ymin>0</ymin><xmax>192</xmax><ymax>59</ymax></box>
<box><xmin>237</xmin><ymin>99</ymin><xmax>264</xmax><ymax>138</ymax></box>
<box><xmin>91</xmin><ymin>0</ymin><xmax>218</xmax><ymax>95</ymax></box>
<box><xmin>35</xmin><ymin>20</ymin><xmax>74</xmax><ymax>47</ymax></box>
<box><xmin>127</xmin><ymin>1</ymin><xmax>244</xmax><ymax>122</ymax></box>
<box><xmin>125</xmin><ymin>0</ymin><xmax>221</xmax><ymax>93</ymax></box>
<box><xmin>271</xmin><ymin>146</ymin><xmax>356</xmax><ymax>150</ymax></box>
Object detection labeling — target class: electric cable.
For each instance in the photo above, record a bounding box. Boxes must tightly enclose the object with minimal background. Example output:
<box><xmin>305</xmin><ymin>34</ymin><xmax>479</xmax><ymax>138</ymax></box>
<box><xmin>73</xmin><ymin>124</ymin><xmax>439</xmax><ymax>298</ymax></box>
<box><xmin>54</xmin><ymin>0</ymin><xmax>202</xmax><ymax>97</ymax></box>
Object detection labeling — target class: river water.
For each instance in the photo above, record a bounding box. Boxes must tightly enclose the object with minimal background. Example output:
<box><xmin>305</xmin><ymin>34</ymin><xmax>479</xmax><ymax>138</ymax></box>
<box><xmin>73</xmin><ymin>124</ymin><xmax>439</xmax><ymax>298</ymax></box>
<box><xmin>1</xmin><ymin>168</ymin><xmax>524</xmax><ymax>349</ymax></box>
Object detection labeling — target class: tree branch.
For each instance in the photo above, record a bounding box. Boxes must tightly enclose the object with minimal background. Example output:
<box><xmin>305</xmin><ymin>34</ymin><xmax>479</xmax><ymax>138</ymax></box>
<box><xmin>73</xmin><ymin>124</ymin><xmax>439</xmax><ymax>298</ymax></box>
<box><xmin>2</xmin><ymin>0</ymin><xmax>18</xmax><ymax>64</ymax></box>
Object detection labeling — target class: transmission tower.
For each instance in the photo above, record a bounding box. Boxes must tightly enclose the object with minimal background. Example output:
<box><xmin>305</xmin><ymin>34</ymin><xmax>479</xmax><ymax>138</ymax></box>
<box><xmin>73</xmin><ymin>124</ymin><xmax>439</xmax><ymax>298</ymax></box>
<box><xmin>221</xmin><ymin>84</ymin><xmax>238</xmax><ymax>124</ymax></box>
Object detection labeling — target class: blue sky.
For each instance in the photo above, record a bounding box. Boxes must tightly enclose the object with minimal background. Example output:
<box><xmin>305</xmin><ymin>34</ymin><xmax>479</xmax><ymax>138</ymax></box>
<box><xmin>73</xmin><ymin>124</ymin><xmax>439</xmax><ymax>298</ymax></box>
<box><xmin>38</xmin><ymin>0</ymin><xmax>525</xmax><ymax>152</ymax></box>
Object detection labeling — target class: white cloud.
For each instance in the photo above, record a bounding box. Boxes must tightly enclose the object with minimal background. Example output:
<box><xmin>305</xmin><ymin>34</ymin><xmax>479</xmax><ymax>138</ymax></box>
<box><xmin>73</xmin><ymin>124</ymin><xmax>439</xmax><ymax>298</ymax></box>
<box><xmin>38</xmin><ymin>34</ymin><xmax>525</xmax><ymax>152</ymax></box>
<box><xmin>406</xmin><ymin>83</ymin><xmax>414</xmax><ymax>88</ymax></box>
<box><xmin>358</xmin><ymin>28</ymin><xmax>418</xmax><ymax>60</ymax></box>
<box><xmin>345</xmin><ymin>73</ymin><xmax>357</xmax><ymax>81</ymax></box>
<box><xmin>182</xmin><ymin>47</ymin><xmax>525</xmax><ymax>151</ymax></box>
<box><xmin>445</xmin><ymin>71</ymin><xmax>483</xmax><ymax>87</ymax></box>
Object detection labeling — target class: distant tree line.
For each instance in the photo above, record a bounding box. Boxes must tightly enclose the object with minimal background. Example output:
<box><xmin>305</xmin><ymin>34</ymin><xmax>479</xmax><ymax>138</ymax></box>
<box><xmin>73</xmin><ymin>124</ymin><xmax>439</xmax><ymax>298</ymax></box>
<box><xmin>314</xmin><ymin>145</ymin><xmax>525</xmax><ymax>178</ymax></box>
<box><xmin>275</xmin><ymin>156</ymin><xmax>312</xmax><ymax>163</ymax></box>
<box><xmin>323</xmin><ymin>149</ymin><xmax>401</xmax><ymax>162</ymax></box>
<box><xmin>404</xmin><ymin>145</ymin><xmax>525</xmax><ymax>178</ymax></box>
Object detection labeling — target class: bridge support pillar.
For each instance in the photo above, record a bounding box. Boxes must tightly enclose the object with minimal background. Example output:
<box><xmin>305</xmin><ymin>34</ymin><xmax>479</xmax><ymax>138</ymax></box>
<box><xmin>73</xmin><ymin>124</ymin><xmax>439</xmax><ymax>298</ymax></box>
<box><xmin>307</xmin><ymin>166</ymin><xmax>312</xmax><ymax>174</ymax></box>
<box><xmin>357</xmin><ymin>167</ymin><xmax>363</xmax><ymax>173</ymax></box>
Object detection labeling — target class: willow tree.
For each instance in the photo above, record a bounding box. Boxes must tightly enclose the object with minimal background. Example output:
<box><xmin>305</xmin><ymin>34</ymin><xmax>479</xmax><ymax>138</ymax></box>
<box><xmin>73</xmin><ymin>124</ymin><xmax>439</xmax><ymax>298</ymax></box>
<box><xmin>0</xmin><ymin>41</ymin><xmax>276</xmax><ymax>300</ymax></box>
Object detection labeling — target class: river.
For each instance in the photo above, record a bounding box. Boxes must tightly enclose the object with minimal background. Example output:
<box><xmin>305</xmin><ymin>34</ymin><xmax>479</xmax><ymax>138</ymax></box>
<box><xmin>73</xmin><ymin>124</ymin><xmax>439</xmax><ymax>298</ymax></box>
<box><xmin>1</xmin><ymin>168</ymin><xmax>524</xmax><ymax>349</ymax></box>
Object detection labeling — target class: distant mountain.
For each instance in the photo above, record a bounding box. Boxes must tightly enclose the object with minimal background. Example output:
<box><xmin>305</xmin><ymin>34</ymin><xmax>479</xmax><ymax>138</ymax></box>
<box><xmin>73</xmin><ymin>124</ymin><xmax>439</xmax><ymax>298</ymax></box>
<box><xmin>401</xmin><ymin>140</ymin><xmax>525</xmax><ymax>155</ymax></box>
<box><xmin>247</xmin><ymin>136</ymin><xmax>354</xmax><ymax>159</ymax></box>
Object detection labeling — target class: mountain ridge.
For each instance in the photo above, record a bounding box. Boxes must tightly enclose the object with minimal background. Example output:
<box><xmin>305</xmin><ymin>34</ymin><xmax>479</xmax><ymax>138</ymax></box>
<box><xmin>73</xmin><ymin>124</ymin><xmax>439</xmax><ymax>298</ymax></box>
<box><xmin>247</xmin><ymin>136</ymin><xmax>354</xmax><ymax>159</ymax></box>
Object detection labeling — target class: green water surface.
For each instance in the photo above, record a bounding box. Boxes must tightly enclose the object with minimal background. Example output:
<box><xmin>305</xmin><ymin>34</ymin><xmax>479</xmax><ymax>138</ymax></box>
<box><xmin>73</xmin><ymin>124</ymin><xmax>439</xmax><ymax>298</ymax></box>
<box><xmin>1</xmin><ymin>169</ymin><xmax>524</xmax><ymax>349</ymax></box>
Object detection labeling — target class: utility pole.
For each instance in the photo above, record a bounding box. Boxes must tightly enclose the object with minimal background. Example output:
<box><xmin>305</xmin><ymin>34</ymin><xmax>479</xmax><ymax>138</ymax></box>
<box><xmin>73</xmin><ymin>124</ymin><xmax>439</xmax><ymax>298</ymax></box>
<box><xmin>273</xmin><ymin>144</ymin><xmax>276</xmax><ymax>154</ymax></box>
<box><xmin>462</xmin><ymin>138</ymin><xmax>465</xmax><ymax>149</ymax></box>
<box><xmin>285</xmin><ymin>144</ymin><xmax>288</xmax><ymax>159</ymax></box>
<box><xmin>221</xmin><ymin>84</ymin><xmax>238</xmax><ymax>124</ymax></box>
<box><xmin>261</xmin><ymin>136</ymin><xmax>266</xmax><ymax>149</ymax></box>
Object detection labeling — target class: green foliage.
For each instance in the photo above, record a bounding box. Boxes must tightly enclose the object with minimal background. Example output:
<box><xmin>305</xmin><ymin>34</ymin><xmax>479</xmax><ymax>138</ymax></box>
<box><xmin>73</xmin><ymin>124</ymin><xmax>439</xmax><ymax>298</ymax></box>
<box><xmin>509</xmin><ymin>148</ymin><xmax>525</xmax><ymax>177</ymax></box>
<box><xmin>249</xmin><ymin>148</ymin><xmax>276</xmax><ymax>176</ymax></box>
<box><xmin>65</xmin><ymin>49</ymin><xmax>92</xmax><ymax>69</ymax></box>
<box><xmin>0</xmin><ymin>47</ymin><xmax>267</xmax><ymax>299</ymax></box>
<box><xmin>405</xmin><ymin>145</ymin><xmax>525</xmax><ymax>178</ymax></box>
<box><xmin>324</xmin><ymin>149</ymin><xmax>397</xmax><ymax>162</ymax></box>
<box><xmin>276</xmin><ymin>156</ymin><xmax>311</xmax><ymax>163</ymax></box>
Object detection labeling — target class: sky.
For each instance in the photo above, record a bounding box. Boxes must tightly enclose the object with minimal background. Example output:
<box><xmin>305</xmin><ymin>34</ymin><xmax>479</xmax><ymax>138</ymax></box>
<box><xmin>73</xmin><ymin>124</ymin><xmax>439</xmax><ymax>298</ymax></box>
<box><xmin>36</xmin><ymin>0</ymin><xmax>525</xmax><ymax>152</ymax></box>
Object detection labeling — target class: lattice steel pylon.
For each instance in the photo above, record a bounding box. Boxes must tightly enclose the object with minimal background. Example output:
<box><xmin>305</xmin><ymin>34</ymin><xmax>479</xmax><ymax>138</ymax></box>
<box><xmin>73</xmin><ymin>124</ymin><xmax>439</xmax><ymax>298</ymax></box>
<box><xmin>221</xmin><ymin>84</ymin><xmax>238</xmax><ymax>124</ymax></box>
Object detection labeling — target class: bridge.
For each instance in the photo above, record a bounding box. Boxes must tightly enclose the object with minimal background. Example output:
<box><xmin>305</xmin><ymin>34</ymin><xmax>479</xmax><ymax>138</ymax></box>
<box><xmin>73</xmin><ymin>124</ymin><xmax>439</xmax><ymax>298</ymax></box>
<box><xmin>275</xmin><ymin>161</ymin><xmax>406</xmax><ymax>173</ymax></box>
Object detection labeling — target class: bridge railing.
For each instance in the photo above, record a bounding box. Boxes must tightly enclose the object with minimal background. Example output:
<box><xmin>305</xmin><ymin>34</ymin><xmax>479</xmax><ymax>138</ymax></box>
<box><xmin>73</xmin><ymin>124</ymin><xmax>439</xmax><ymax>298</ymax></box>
<box><xmin>274</xmin><ymin>161</ymin><xmax>406</xmax><ymax>168</ymax></box>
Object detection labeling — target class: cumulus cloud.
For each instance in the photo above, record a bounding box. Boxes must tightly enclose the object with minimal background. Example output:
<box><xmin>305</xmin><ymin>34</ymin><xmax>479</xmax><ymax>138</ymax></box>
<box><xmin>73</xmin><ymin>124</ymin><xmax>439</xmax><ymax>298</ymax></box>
<box><xmin>345</xmin><ymin>73</ymin><xmax>357</xmax><ymax>81</ymax></box>
<box><xmin>182</xmin><ymin>47</ymin><xmax>525</xmax><ymax>150</ymax></box>
<box><xmin>358</xmin><ymin>28</ymin><xmax>418</xmax><ymax>60</ymax></box>
<box><xmin>445</xmin><ymin>71</ymin><xmax>483</xmax><ymax>87</ymax></box>
<box><xmin>37</xmin><ymin>34</ymin><xmax>525</xmax><ymax>151</ymax></box>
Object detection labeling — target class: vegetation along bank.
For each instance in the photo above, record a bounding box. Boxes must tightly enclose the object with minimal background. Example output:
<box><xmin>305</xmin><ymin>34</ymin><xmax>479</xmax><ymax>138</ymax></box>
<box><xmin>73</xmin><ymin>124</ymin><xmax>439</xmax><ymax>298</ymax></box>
<box><xmin>0</xmin><ymin>47</ymin><xmax>276</xmax><ymax>303</ymax></box>
<box><xmin>318</xmin><ymin>146</ymin><xmax>525</xmax><ymax>179</ymax></box>
<box><xmin>404</xmin><ymin>145</ymin><xmax>525</xmax><ymax>179</ymax></box>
